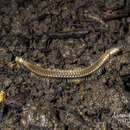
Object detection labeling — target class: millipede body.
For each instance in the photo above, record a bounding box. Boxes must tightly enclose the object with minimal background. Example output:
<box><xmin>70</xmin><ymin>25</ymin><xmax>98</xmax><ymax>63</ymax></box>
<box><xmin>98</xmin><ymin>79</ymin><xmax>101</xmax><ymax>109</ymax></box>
<box><xmin>15</xmin><ymin>47</ymin><xmax>120</xmax><ymax>78</ymax></box>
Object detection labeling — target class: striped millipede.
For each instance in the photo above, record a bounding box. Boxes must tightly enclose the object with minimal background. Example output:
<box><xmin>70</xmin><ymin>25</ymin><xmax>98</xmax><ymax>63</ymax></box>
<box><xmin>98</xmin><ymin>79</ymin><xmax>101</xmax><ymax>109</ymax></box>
<box><xmin>15</xmin><ymin>47</ymin><xmax>120</xmax><ymax>78</ymax></box>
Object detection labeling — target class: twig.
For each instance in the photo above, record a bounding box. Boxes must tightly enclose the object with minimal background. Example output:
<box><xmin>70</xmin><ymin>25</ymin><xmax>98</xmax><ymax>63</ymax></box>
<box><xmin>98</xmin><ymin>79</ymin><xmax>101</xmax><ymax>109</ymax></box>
<box><xmin>103</xmin><ymin>7</ymin><xmax>130</xmax><ymax>20</ymax></box>
<box><xmin>84</xmin><ymin>11</ymin><xmax>108</xmax><ymax>28</ymax></box>
<box><xmin>45</xmin><ymin>30</ymin><xmax>89</xmax><ymax>39</ymax></box>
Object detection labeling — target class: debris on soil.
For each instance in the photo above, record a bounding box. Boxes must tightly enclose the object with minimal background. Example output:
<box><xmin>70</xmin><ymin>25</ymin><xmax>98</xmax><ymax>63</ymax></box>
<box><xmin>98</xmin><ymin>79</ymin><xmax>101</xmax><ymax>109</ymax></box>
<box><xmin>45</xmin><ymin>30</ymin><xmax>89</xmax><ymax>39</ymax></box>
<box><xmin>103</xmin><ymin>6</ymin><xmax>130</xmax><ymax>20</ymax></box>
<box><xmin>121</xmin><ymin>74</ymin><xmax>130</xmax><ymax>91</ymax></box>
<box><xmin>0</xmin><ymin>0</ymin><xmax>130</xmax><ymax>129</ymax></box>
<box><xmin>4</xmin><ymin>92</ymin><xmax>27</xmax><ymax>108</ymax></box>
<box><xmin>85</xmin><ymin>11</ymin><xmax>108</xmax><ymax>27</ymax></box>
<box><xmin>0</xmin><ymin>90</ymin><xmax>5</xmax><ymax>103</ymax></box>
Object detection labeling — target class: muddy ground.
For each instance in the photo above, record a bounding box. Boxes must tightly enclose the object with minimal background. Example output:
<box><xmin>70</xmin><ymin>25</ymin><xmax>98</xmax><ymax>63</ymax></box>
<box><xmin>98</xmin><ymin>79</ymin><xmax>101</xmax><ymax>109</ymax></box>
<box><xmin>0</xmin><ymin>0</ymin><xmax>130</xmax><ymax>129</ymax></box>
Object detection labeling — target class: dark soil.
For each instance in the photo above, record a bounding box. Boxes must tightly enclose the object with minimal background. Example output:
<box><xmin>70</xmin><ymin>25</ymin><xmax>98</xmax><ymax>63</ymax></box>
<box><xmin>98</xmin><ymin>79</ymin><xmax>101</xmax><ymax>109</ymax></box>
<box><xmin>0</xmin><ymin>0</ymin><xmax>130</xmax><ymax>129</ymax></box>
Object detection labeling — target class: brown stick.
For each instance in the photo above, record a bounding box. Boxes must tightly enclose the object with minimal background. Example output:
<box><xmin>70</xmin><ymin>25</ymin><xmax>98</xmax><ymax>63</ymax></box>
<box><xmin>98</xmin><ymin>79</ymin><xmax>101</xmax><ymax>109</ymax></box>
<box><xmin>103</xmin><ymin>7</ymin><xmax>130</xmax><ymax>20</ymax></box>
<box><xmin>45</xmin><ymin>30</ymin><xmax>89</xmax><ymax>39</ymax></box>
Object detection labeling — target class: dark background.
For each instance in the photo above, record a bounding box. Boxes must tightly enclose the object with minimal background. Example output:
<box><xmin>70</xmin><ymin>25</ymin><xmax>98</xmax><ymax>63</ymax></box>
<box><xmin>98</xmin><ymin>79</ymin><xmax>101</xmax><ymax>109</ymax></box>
<box><xmin>0</xmin><ymin>0</ymin><xmax>130</xmax><ymax>129</ymax></box>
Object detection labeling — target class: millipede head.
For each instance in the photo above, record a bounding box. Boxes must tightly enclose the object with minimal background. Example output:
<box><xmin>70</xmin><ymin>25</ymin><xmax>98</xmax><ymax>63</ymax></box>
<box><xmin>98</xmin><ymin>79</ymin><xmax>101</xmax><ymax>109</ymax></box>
<box><xmin>105</xmin><ymin>47</ymin><xmax>120</xmax><ymax>56</ymax></box>
<box><xmin>110</xmin><ymin>47</ymin><xmax>120</xmax><ymax>55</ymax></box>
